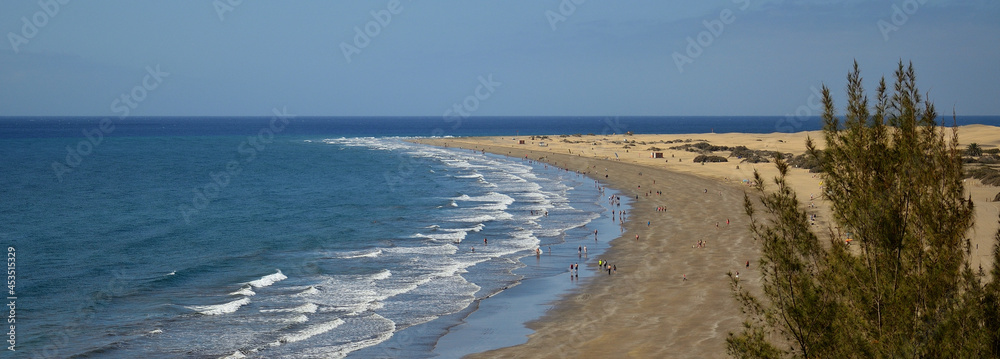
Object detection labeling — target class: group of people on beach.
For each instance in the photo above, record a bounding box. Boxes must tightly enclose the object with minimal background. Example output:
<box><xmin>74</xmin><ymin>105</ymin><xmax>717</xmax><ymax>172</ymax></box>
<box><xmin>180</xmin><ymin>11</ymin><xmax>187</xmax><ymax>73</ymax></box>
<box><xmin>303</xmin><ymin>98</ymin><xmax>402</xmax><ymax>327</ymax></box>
<box><xmin>568</xmin><ymin>263</ymin><xmax>580</xmax><ymax>278</ymax></box>
<box><xmin>613</xmin><ymin>210</ymin><xmax>627</xmax><ymax>223</ymax></box>
<box><xmin>608</xmin><ymin>194</ymin><xmax>622</xmax><ymax>207</ymax></box>
<box><xmin>597</xmin><ymin>259</ymin><xmax>616</xmax><ymax>275</ymax></box>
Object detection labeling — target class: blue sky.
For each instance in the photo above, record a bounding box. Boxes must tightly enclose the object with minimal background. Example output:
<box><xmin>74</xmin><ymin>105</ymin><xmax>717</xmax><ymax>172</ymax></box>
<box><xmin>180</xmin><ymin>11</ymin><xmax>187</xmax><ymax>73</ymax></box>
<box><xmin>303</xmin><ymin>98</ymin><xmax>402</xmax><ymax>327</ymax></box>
<box><xmin>1</xmin><ymin>0</ymin><xmax>998</xmax><ymax>117</ymax></box>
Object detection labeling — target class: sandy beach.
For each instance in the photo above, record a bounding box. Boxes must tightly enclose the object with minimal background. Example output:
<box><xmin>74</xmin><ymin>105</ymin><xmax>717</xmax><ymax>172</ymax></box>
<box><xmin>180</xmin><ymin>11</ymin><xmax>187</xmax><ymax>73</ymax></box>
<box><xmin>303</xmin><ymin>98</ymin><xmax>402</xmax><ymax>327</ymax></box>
<box><xmin>414</xmin><ymin>124</ymin><xmax>1000</xmax><ymax>358</ymax></box>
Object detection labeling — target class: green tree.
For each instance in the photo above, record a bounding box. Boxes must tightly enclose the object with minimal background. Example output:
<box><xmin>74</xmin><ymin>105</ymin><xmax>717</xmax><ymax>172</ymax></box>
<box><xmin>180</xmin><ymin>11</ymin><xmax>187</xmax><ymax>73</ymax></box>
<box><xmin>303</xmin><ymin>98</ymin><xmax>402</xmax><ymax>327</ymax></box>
<box><xmin>728</xmin><ymin>61</ymin><xmax>1000</xmax><ymax>358</ymax></box>
<box><xmin>967</xmin><ymin>143</ymin><xmax>984</xmax><ymax>157</ymax></box>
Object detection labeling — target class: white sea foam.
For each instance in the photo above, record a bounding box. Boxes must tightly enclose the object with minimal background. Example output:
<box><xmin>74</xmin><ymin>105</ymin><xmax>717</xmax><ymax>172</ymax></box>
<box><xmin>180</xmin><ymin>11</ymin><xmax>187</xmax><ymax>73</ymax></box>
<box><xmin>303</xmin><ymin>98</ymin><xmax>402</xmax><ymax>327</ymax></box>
<box><xmin>290</xmin><ymin>314</ymin><xmax>396</xmax><ymax>359</ymax></box>
<box><xmin>369</xmin><ymin>269</ymin><xmax>392</xmax><ymax>281</ymax></box>
<box><xmin>384</xmin><ymin>244</ymin><xmax>458</xmax><ymax>255</ymax></box>
<box><xmin>323</xmin><ymin>137</ymin><xmax>413</xmax><ymax>151</ymax></box>
<box><xmin>220</xmin><ymin>350</ymin><xmax>246</xmax><ymax>359</ymax></box>
<box><xmin>337</xmin><ymin>248</ymin><xmax>382</xmax><ymax>259</ymax></box>
<box><xmin>335</xmin><ymin>300</ymin><xmax>386</xmax><ymax>316</ymax></box>
<box><xmin>414</xmin><ymin>231</ymin><xmax>467</xmax><ymax>242</ymax></box>
<box><xmin>293</xmin><ymin>286</ymin><xmax>320</xmax><ymax>296</ymax></box>
<box><xmin>442</xmin><ymin>223</ymin><xmax>484</xmax><ymax>233</ymax></box>
<box><xmin>454</xmin><ymin>192</ymin><xmax>515</xmax><ymax>205</ymax></box>
<box><xmin>440</xmin><ymin>159</ymin><xmax>476</xmax><ymax>169</ymax></box>
<box><xmin>450</xmin><ymin>214</ymin><xmax>499</xmax><ymax>223</ymax></box>
<box><xmin>229</xmin><ymin>286</ymin><xmax>256</xmax><ymax>297</ymax></box>
<box><xmin>248</xmin><ymin>270</ymin><xmax>287</xmax><ymax>288</ymax></box>
<box><xmin>188</xmin><ymin>298</ymin><xmax>250</xmax><ymax>316</ymax></box>
<box><xmin>469</xmin><ymin>203</ymin><xmax>510</xmax><ymax>211</ymax></box>
<box><xmin>519</xmin><ymin>192</ymin><xmax>551</xmax><ymax>204</ymax></box>
<box><xmin>261</xmin><ymin>302</ymin><xmax>318</xmax><ymax>314</ymax></box>
<box><xmin>273</xmin><ymin>318</ymin><xmax>345</xmax><ymax>345</ymax></box>
<box><xmin>322</xmin><ymin>329</ymin><xmax>395</xmax><ymax>359</ymax></box>
<box><xmin>500</xmin><ymin>173</ymin><xmax>529</xmax><ymax>182</ymax></box>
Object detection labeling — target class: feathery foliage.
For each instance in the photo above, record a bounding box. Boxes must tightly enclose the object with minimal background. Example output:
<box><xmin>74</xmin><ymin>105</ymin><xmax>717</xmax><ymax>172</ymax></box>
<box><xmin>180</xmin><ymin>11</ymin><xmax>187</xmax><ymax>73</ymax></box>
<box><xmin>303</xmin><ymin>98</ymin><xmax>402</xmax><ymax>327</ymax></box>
<box><xmin>728</xmin><ymin>61</ymin><xmax>1000</xmax><ymax>358</ymax></box>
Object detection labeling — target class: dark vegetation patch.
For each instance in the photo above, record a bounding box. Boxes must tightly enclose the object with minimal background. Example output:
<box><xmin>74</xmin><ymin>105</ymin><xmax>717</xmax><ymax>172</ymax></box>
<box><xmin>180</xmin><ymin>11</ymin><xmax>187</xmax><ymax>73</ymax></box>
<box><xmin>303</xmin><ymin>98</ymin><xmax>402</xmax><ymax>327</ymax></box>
<box><xmin>670</xmin><ymin>142</ymin><xmax>780</xmax><ymax>164</ymax></box>
<box><xmin>788</xmin><ymin>152</ymin><xmax>825</xmax><ymax>173</ymax></box>
<box><xmin>693</xmin><ymin>155</ymin><xmax>729</xmax><ymax>163</ymax></box>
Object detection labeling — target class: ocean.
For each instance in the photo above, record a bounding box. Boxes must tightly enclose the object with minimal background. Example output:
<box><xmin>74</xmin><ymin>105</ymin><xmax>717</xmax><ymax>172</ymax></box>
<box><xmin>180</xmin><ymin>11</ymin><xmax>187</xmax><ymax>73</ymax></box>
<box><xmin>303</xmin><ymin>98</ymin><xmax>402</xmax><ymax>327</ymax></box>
<box><xmin>3</xmin><ymin>116</ymin><xmax>998</xmax><ymax>358</ymax></box>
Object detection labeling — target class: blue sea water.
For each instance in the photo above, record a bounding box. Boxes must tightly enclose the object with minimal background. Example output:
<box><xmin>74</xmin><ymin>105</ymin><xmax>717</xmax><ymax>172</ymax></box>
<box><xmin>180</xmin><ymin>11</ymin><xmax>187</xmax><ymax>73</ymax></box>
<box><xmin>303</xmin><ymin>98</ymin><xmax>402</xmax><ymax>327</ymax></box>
<box><xmin>2</xmin><ymin>116</ymin><xmax>998</xmax><ymax>358</ymax></box>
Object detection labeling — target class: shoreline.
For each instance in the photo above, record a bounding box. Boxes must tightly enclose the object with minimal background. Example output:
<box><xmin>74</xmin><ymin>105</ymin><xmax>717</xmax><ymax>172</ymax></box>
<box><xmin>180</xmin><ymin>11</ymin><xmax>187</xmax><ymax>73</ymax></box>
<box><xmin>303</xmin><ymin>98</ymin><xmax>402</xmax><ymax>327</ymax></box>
<box><xmin>351</xmin><ymin>145</ymin><xmax>632</xmax><ymax>358</ymax></box>
<box><xmin>413</xmin><ymin>138</ymin><xmax>760</xmax><ymax>358</ymax></box>
<box><xmin>431</xmin><ymin>150</ymin><xmax>632</xmax><ymax>358</ymax></box>
<box><xmin>415</xmin><ymin>126</ymin><xmax>1000</xmax><ymax>358</ymax></box>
